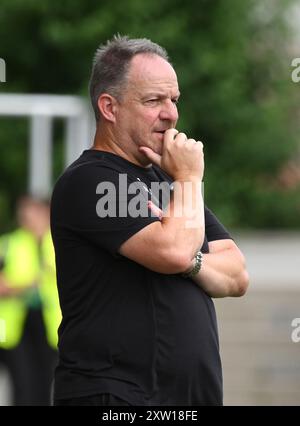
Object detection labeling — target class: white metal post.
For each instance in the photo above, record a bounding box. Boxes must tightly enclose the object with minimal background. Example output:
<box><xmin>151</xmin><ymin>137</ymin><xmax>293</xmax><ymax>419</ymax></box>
<box><xmin>29</xmin><ymin>115</ymin><xmax>52</xmax><ymax>198</ymax></box>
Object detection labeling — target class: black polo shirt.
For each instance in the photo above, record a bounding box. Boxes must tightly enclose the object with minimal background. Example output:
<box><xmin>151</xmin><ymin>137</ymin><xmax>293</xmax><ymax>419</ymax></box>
<box><xmin>51</xmin><ymin>150</ymin><xmax>232</xmax><ymax>406</ymax></box>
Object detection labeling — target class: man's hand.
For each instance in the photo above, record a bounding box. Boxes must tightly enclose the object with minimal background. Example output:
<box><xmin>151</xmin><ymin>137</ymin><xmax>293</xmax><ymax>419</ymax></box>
<box><xmin>139</xmin><ymin>128</ymin><xmax>204</xmax><ymax>182</ymax></box>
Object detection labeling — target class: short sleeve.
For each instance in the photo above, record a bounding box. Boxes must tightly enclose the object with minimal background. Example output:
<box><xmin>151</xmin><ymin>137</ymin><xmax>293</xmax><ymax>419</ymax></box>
<box><xmin>204</xmin><ymin>206</ymin><xmax>233</xmax><ymax>242</ymax></box>
<box><xmin>51</xmin><ymin>164</ymin><xmax>160</xmax><ymax>256</ymax></box>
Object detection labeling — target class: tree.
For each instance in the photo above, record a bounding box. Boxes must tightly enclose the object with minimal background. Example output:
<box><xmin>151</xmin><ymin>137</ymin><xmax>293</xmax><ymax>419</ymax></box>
<box><xmin>0</xmin><ymin>0</ymin><xmax>299</xmax><ymax>230</ymax></box>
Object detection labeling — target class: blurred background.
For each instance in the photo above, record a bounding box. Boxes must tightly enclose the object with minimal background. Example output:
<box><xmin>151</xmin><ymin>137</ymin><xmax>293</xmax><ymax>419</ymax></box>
<box><xmin>0</xmin><ymin>0</ymin><xmax>299</xmax><ymax>405</ymax></box>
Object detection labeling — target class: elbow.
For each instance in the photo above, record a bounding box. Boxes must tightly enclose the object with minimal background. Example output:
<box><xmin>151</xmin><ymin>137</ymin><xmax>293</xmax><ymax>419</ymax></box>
<box><xmin>233</xmin><ymin>269</ymin><xmax>249</xmax><ymax>297</ymax></box>
<box><xmin>232</xmin><ymin>250</ymin><xmax>249</xmax><ymax>297</ymax></box>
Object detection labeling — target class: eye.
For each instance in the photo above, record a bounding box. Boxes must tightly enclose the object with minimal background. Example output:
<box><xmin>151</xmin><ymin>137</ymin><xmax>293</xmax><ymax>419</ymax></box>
<box><xmin>172</xmin><ymin>99</ymin><xmax>179</xmax><ymax>105</ymax></box>
<box><xmin>145</xmin><ymin>99</ymin><xmax>159</xmax><ymax>105</ymax></box>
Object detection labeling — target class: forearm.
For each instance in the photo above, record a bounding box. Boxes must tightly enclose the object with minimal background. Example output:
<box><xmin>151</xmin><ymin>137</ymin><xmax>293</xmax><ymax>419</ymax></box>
<box><xmin>120</xmin><ymin>177</ymin><xmax>205</xmax><ymax>274</ymax></box>
<box><xmin>190</xmin><ymin>248</ymin><xmax>249</xmax><ymax>298</ymax></box>
<box><xmin>160</xmin><ymin>177</ymin><xmax>205</xmax><ymax>261</ymax></box>
<box><xmin>0</xmin><ymin>274</ymin><xmax>37</xmax><ymax>298</ymax></box>
<box><xmin>135</xmin><ymin>129</ymin><xmax>205</xmax><ymax>271</ymax></box>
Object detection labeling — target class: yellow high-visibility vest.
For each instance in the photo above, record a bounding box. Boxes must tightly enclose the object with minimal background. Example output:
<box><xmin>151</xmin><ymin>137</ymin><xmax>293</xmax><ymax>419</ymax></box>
<box><xmin>0</xmin><ymin>228</ymin><xmax>61</xmax><ymax>349</ymax></box>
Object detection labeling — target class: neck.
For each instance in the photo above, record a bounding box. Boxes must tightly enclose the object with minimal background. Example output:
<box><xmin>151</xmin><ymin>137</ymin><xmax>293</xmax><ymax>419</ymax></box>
<box><xmin>92</xmin><ymin>124</ymin><xmax>151</xmax><ymax>168</ymax></box>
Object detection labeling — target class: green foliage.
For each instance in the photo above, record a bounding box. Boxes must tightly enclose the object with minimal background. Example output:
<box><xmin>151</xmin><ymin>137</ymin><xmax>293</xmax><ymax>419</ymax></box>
<box><xmin>0</xmin><ymin>0</ymin><xmax>299</xmax><ymax>231</ymax></box>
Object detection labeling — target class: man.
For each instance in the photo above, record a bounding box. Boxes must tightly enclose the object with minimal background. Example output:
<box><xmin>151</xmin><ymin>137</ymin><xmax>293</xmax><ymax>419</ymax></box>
<box><xmin>51</xmin><ymin>35</ymin><xmax>249</xmax><ymax>406</ymax></box>
<box><xmin>0</xmin><ymin>196</ymin><xmax>60</xmax><ymax>405</ymax></box>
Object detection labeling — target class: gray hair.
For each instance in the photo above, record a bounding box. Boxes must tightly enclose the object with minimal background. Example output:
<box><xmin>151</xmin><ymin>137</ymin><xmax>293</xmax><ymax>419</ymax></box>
<box><xmin>89</xmin><ymin>35</ymin><xmax>170</xmax><ymax>121</ymax></box>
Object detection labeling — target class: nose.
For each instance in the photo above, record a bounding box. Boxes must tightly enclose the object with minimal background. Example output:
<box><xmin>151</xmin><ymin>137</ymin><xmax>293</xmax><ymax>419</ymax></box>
<box><xmin>159</xmin><ymin>99</ymin><xmax>178</xmax><ymax>123</ymax></box>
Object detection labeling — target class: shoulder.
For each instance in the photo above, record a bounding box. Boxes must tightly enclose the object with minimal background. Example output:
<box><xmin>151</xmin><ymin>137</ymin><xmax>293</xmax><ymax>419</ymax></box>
<box><xmin>52</xmin><ymin>154</ymin><xmax>125</xmax><ymax>202</ymax></box>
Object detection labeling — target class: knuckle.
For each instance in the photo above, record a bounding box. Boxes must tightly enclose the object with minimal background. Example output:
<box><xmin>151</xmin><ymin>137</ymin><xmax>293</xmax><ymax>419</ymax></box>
<box><xmin>178</xmin><ymin>132</ymin><xmax>187</xmax><ymax>140</ymax></box>
<box><xmin>165</xmin><ymin>128</ymin><xmax>178</xmax><ymax>137</ymax></box>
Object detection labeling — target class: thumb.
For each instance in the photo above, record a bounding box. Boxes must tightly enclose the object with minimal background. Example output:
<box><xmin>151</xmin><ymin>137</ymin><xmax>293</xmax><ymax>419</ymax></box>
<box><xmin>139</xmin><ymin>147</ymin><xmax>162</xmax><ymax>167</ymax></box>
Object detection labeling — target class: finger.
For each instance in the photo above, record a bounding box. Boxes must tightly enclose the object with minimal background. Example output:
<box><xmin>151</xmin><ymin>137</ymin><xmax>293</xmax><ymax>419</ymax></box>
<box><xmin>174</xmin><ymin>132</ymin><xmax>187</xmax><ymax>143</ymax></box>
<box><xmin>147</xmin><ymin>200</ymin><xmax>163</xmax><ymax>220</ymax></box>
<box><xmin>164</xmin><ymin>128</ymin><xmax>179</xmax><ymax>144</ymax></box>
<box><xmin>139</xmin><ymin>147</ymin><xmax>162</xmax><ymax>167</ymax></box>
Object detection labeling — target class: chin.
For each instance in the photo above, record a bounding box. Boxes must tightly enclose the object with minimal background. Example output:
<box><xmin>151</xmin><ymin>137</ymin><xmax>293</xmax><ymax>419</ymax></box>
<box><xmin>155</xmin><ymin>146</ymin><xmax>163</xmax><ymax>156</ymax></box>
<box><xmin>150</xmin><ymin>140</ymin><xmax>163</xmax><ymax>155</ymax></box>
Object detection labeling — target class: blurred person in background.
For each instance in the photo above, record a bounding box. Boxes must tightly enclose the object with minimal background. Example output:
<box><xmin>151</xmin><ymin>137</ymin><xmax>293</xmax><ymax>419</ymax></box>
<box><xmin>0</xmin><ymin>195</ymin><xmax>60</xmax><ymax>405</ymax></box>
<box><xmin>51</xmin><ymin>35</ymin><xmax>249</xmax><ymax>406</ymax></box>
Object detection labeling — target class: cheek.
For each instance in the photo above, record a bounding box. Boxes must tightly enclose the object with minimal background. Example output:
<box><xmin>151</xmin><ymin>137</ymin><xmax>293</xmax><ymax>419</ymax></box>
<box><xmin>141</xmin><ymin>109</ymin><xmax>159</xmax><ymax>127</ymax></box>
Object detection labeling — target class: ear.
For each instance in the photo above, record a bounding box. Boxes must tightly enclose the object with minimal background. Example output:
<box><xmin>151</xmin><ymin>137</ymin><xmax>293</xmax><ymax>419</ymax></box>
<box><xmin>97</xmin><ymin>94</ymin><xmax>118</xmax><ymax>123</ymax></box>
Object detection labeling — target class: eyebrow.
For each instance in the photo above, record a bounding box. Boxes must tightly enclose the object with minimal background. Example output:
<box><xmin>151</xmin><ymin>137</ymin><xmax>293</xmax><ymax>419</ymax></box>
<box><xmin>142</xmin><ymin>92</ymin><xmax>181</xmax><ymax>99</ymax></box>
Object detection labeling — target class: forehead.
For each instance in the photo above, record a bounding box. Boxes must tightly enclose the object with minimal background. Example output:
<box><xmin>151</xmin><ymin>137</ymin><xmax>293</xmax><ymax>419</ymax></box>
<box><xmin>127</xmin><ymin>54</ymin><xmax>179</xmax><ymax>94</ymax></box>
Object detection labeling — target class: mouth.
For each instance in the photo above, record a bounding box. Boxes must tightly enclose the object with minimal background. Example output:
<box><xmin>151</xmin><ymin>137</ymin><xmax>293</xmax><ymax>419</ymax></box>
<box><xmin>154</xmin><ymin>129</ymin><xmax>168</xmax><ymax>136</ymax></box>
<box><xmin>153</xmin><ymin>130</ymin><xmax>165</xmax><ymax>141</ymax></box>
